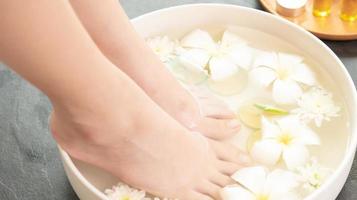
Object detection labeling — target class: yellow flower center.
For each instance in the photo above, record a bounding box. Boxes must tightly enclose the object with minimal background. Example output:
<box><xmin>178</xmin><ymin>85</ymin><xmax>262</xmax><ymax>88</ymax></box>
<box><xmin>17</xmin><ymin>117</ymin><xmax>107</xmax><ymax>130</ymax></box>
<box><xmin>256</xmin><ymin>194</ymin><xmax>270</xmax><ymax>200</ymax></box>
<box><xmin>121</xmin><ymin>196</ymin><xmax>131</xmax><ymax>200</ymax></box>
<box><xmin>276</xmin><ymin>67</ymin><xmax>291</xmax><ymax>80</ymax></box>
<box><xmin>313</xmin><ymin>172</ymin><xmax>321</xmax><ymax>180</ymax></box>
<box><xmin>154</xmin><ymin>47</ymin><xmax>163</xmax><ymax>53</ymax></box>
<box><xmin>277</xmin><ymin>132</ymin><xmax>294</xmax><ymax>145</ymax></box>
<box><xmin>314</xmin><ymin>99</ymin><xmax>323</xmax><ymax>109</ymax></box>
<box><xmin>209</xmin><ymin>48</ymin><xmax>222</xmax><ymax>57</ymax></box>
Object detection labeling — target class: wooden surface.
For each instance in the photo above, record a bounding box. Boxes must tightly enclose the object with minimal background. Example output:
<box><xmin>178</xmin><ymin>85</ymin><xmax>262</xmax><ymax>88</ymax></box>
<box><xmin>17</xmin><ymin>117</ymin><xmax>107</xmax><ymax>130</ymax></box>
<box><xmin>260</xmin><ymin>0</ymin><xmax>357</xmax><ymax>40</ymax></box>
<box><xmin>0</xmin><ymin>1</ymin><xmax>356</xmax><ymax>200</ymax></box>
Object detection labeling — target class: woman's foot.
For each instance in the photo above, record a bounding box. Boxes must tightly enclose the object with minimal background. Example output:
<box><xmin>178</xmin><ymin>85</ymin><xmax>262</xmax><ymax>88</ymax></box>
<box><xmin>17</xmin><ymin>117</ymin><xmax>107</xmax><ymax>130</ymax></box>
<box><xmin>68</xmin><ymin>1</ymin><xmax>241</xmax><ymax>140</ymax></box>
<box><xmin>50</xmin><ymin>74</ymin><xmax>244</xmax><ymax>199</ymax></box>
<box><xmin>115</xmin><ymin>46</ymin><xmax>241</xmax><ymax>140</ymax></box>
<box><xmin>172</xmin><ymin>85</ymin><xmax>241</xmax><ymax>140</ymax></box>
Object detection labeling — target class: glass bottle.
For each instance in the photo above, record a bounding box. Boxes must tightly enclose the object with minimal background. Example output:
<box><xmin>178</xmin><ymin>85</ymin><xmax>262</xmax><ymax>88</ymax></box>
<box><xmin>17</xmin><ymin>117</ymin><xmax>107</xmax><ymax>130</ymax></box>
<box><xmin>340</xmin><ymin>0</ymin><xmax>357</xmax><ymax>22</ymax></box>
<box><xmin>313</xmin><ymin>0</ymin><xmax>334</xmax><ymax>17</ymax></box>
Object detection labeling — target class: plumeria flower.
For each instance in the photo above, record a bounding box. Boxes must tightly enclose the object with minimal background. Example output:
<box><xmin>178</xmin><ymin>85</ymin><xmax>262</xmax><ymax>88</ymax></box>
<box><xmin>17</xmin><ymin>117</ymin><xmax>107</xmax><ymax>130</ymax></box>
<box><xmin>146</xmin><ymin>36</ymin><xmax>178</xmax><ymax>62</ymax></box>
<box><xmin>250</xmin><ymin>51</ymin><xmax>316</xmax><ymax>104</ymax></box>
<box><xmin>250</xmin><ymin>116</ymin><xmax>320</xmax><ymax>169</ymax></box>
<box><xmin>296</xmin><ymin>158</ymin><xmax>332</xmax><ymax>193</ymax></box>
<box><xmin>221</xmin><ymin>166</ymin><xmax>300</xmax><ymax>200</ymax></box>
<box><xmin>105</xmin><ymin>182</ymin><xmax>147</xmax><ymax>200</ymax></box>
<box><xmin>292</xmin><ymin>87</ymin><xmax>340</xmax><ymax>127</ymax></box>
<box><xmin>177</xmin><ymin>29</ymin><xmax>254</xmax><ymax>81</ymax></box>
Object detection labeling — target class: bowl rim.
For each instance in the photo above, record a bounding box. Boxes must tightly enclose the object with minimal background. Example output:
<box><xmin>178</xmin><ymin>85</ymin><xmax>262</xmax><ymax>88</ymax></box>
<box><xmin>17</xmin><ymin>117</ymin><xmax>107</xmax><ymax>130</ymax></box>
<box><xmin>59</xmin><ymin>3</ymin><xmax>357</xmax><ymax>199</ymax></box>
<box><xmin>59</xmin><ymin>146</ymin><xmax>109</xmax><ymax>199</ymax></box>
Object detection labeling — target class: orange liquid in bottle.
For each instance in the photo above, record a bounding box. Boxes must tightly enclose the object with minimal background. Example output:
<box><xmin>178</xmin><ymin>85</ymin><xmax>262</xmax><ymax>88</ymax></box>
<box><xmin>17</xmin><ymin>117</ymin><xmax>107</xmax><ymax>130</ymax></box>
<box><xmin>340</xmin><ymin>0</ymin><xmax>357</xmax><ymax>22</ymax></box>
<box><xmin>313</xmin><ymin>0</ymin><xmax>334</xmax><ymax>17</ymax></box>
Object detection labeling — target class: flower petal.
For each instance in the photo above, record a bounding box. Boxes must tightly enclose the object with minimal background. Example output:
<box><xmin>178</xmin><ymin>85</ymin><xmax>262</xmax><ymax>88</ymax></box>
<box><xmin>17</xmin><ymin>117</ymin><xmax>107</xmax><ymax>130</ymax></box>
<box><xmin>283</xmin><ymin>145</ymin><xmax>309</xmax><ymax>169</ymax></box>
<box><xmin>221</xmin><ymin>30</ymin><xmax>247</xmax><ymax>47</ymax></box>
<box><xmin>271</xmin><ymin>192</ymin><xmax>301</xmax><ymax>200</ymax></box>
<box><xmin>220</xmin><ymin>185</ymin><xmax>255</xmax><ymax>200</ymax></box>
<box><xmin>180</xmin><ymin>29</ymin><xmax>216</xmax><ymax>50</ymax></box>
<box><xmin>146</xmin><ymin>36</ymin><xmax>177</xmax><ymax>62</ymax></box>
<box><xmin>277</xmin><ymin>52</ymin><xmax>304</xmax><ymax>66</ymax></box>
<box><xmin>251</xmin><ymin>140</ymin><xmax>282</xmax><ymax>166</ymax></box>
<box><xmin>231</xmin><ymin>166</ymin><xmax>267</xmax><ymax>193</ymax></box>
<box><xmin>178</xmin><ymin>49</ymin><xmax>210</xmax><ymax>72</ymax></box>
<box><xmin>209</xmin><ymin>57</ymin><xmax>239</xmax><ymax>81</ymax></box>
<box><xmin>226</xmin><ymin>44</ymin><xmax>254</xmax><ymax>70</ymax></box>
<box><xmin>179</xmin><ymin>49</ymin><xmax>210</xmax><ymax>69</ymax></box>
<box><xmin>293</xmin><ymin>86</ymin><xmax>340</xmax><ymax>127</ymax></box>
<box><xmin>273</xmin><ymin>79</ymin><xmax>302</xmax><ymax>105</ymax></box>
<box><xmin>261</xmin><ymin>117</ymin><xmax>281</xmax><ymax>139</ymax></box>
<box><xmin>264</xmin><ymin>169</ymin><xmax>300</xmax><ymax>195</ymax></box>
<box><xmin>277</xmin><ymin>116</ymin><xmax>320</xmax><ymax>145</ymax></box>
<box><xmin>276</xmin><ymin>115</ymin><xmax>301</xmax><ymax>132</ymax></box>
<box><xmin>249</xmin><ymin>66</ymin><xmax>277</xmax><ymax>87</ymax></box>
<box><xmin>252</xmin><ymin>51</ymin><xmax>279</xmax><ymax>69</ymax></box>
<box><xmin>292</xmin><ymin>63</ymin><xmax>316</xmax><ymax>85</ymax></box>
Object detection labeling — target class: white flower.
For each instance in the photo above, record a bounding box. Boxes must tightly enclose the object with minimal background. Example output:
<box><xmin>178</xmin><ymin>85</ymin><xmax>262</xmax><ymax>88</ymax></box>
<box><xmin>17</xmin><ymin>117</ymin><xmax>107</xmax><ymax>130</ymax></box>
<box><xmin>292</xmin><ymin>87</ymin><xmax>340</xmax><ymax>127</ymax></box>
<box><xmin>146</xmin><ymin>36</ymin><xmax>178</xmax><ymax>62</ymax></box>
<box><xmin>105</xmin><ymin>183</ymin><xmax>147</xmax><ymax>200</ymax></box>
<box><xmin>178</xmin><ymin>29</ymin><xmax>254</xmax><ymax>81</ymax></box>
<box><xmin>296</xmin><ymin>158</ymin><xmax>332</xmax><ymax>193</ymax></box>
<box><xmin>251</xmin><ymin>116</ymin><xmax>320</xmax><ymax>169</ymax></box>
<box><xmin>221</xmin><ymin>166</ymin><xmax>300</xmax><ymax>200</ymax></box>
<box><xmin>250</xmin><ymin>51</ymin><xmax>316</xmax><ymax>104</ymax></box>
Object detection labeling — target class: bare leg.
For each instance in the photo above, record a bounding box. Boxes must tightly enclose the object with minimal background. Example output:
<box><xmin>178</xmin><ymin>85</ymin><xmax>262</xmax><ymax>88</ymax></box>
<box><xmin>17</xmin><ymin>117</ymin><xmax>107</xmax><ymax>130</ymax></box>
<box><xmin>0</xmin><ymin>0</ymin><xmax>239</xmax><ymax>199</ymax></box>
<box><xmin>69</xmin><ymin>0</ymin><xmax>241</xmax><ymax>140</ymax></box>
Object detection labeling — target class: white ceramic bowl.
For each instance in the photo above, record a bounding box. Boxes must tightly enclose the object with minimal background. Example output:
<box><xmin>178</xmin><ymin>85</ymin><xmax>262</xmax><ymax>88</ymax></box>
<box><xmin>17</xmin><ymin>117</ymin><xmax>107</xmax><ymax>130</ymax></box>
<box><xmin>59</xmin><ymin>4</ymin><xmax>357</xmax><ymax>200</ymax></box>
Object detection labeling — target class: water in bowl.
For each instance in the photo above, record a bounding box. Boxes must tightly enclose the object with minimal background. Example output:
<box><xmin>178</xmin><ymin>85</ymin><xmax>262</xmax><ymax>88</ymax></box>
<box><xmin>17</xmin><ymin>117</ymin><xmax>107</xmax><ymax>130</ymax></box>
<box><xmin>72</xmin><ymin>25</ymin><xmax>350</xmax><ymax>199</ymax></box>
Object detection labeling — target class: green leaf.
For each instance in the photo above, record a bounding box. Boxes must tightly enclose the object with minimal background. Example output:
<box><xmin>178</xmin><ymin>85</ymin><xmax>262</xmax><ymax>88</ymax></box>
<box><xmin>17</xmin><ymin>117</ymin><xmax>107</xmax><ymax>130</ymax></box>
<box><xmin>254</xmin><ymin>103</ymin><xmax>289</xmax><ymax>115</ymax></box>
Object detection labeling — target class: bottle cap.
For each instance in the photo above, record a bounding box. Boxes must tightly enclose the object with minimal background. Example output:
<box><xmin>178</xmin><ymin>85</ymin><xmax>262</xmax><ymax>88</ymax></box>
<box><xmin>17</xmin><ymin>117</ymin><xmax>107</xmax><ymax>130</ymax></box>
<box><xmin>276</xmin><ymin>0</ymin><xmax>307</xmax><ymax>17</ymax></box>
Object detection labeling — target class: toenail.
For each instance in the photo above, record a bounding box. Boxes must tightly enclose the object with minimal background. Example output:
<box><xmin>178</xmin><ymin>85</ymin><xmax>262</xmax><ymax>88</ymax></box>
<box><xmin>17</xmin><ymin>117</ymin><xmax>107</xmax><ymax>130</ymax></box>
<box><xmin>227</xmin><ymin>120</ymin><xmax>240</xmax><ymax>129</ymax></box>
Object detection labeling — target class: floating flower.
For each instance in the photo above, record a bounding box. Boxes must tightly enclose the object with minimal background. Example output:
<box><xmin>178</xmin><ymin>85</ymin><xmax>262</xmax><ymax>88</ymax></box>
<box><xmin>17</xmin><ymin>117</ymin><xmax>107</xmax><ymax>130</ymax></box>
<box><xmin>221</xmin><ymin>166</ymin><xmax>300</xmax><ymax>200</ymax></box>
<box><xmin>146</xmin><ymin>36</ymin><xmax>178</xmax><ymax>62</ymax></box>
<box><xmin>105</xmin><ymin>183</ymin><xmax>147</xmax><ymax>200</ymax></box>
<box><xmin>250</xmin><ymin>52</ymin><xmax>316</xmax><ymax>104</ymax></box>
<box><xmin>292</xmin><ymin>87</ymin><xmax>340</xmax><ymax>127</ymax></box>
<box><xmin>250</xmin><ymin>116</ymin><xmax>320</xmax><ymax>169</ymax></box>
<box><xmin>296</xmin><ymin>158</ymin><xmax>332</xmax><ymax>193</ymax></box>
<box><xmin>178</xmin><ymin>29</ymin><xmax>254</xmax><ymax>81</ymax></box>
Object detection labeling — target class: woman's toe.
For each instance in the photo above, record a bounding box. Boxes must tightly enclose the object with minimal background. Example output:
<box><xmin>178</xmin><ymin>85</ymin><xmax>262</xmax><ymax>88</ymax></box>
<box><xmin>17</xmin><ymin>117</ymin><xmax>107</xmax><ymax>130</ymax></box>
<box><xmin>196</xmin><ymin>181</ymin><xmax>222</xmax><ymax>200</ymax></box>
<box><xmin>193</xmin><ymin>117</ymin><xmax>240</xmax><ymax>140</ymax></box>
<box><xmin>187</xmin><ymin>191</ymin><xmax>215</xmax><ymax>200</ymax></box>
<box><xmin>216</xmin><ymin>160</ymin><xmax>241</xmax><ymax>175</ymax></box>
<box><xmin>201</xmin><ymin>104</ymin><xmax>236</xmax><ymax>119</ymax></box>
<box><xmin>209</xmin><ymin>140</ymin><xmax>252</xmax><ymax>165</ymax></box>
<box><xmin>210</xmin><ymin>171</ymin><xmax>234</xmax><ymax>187</ymax></box>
